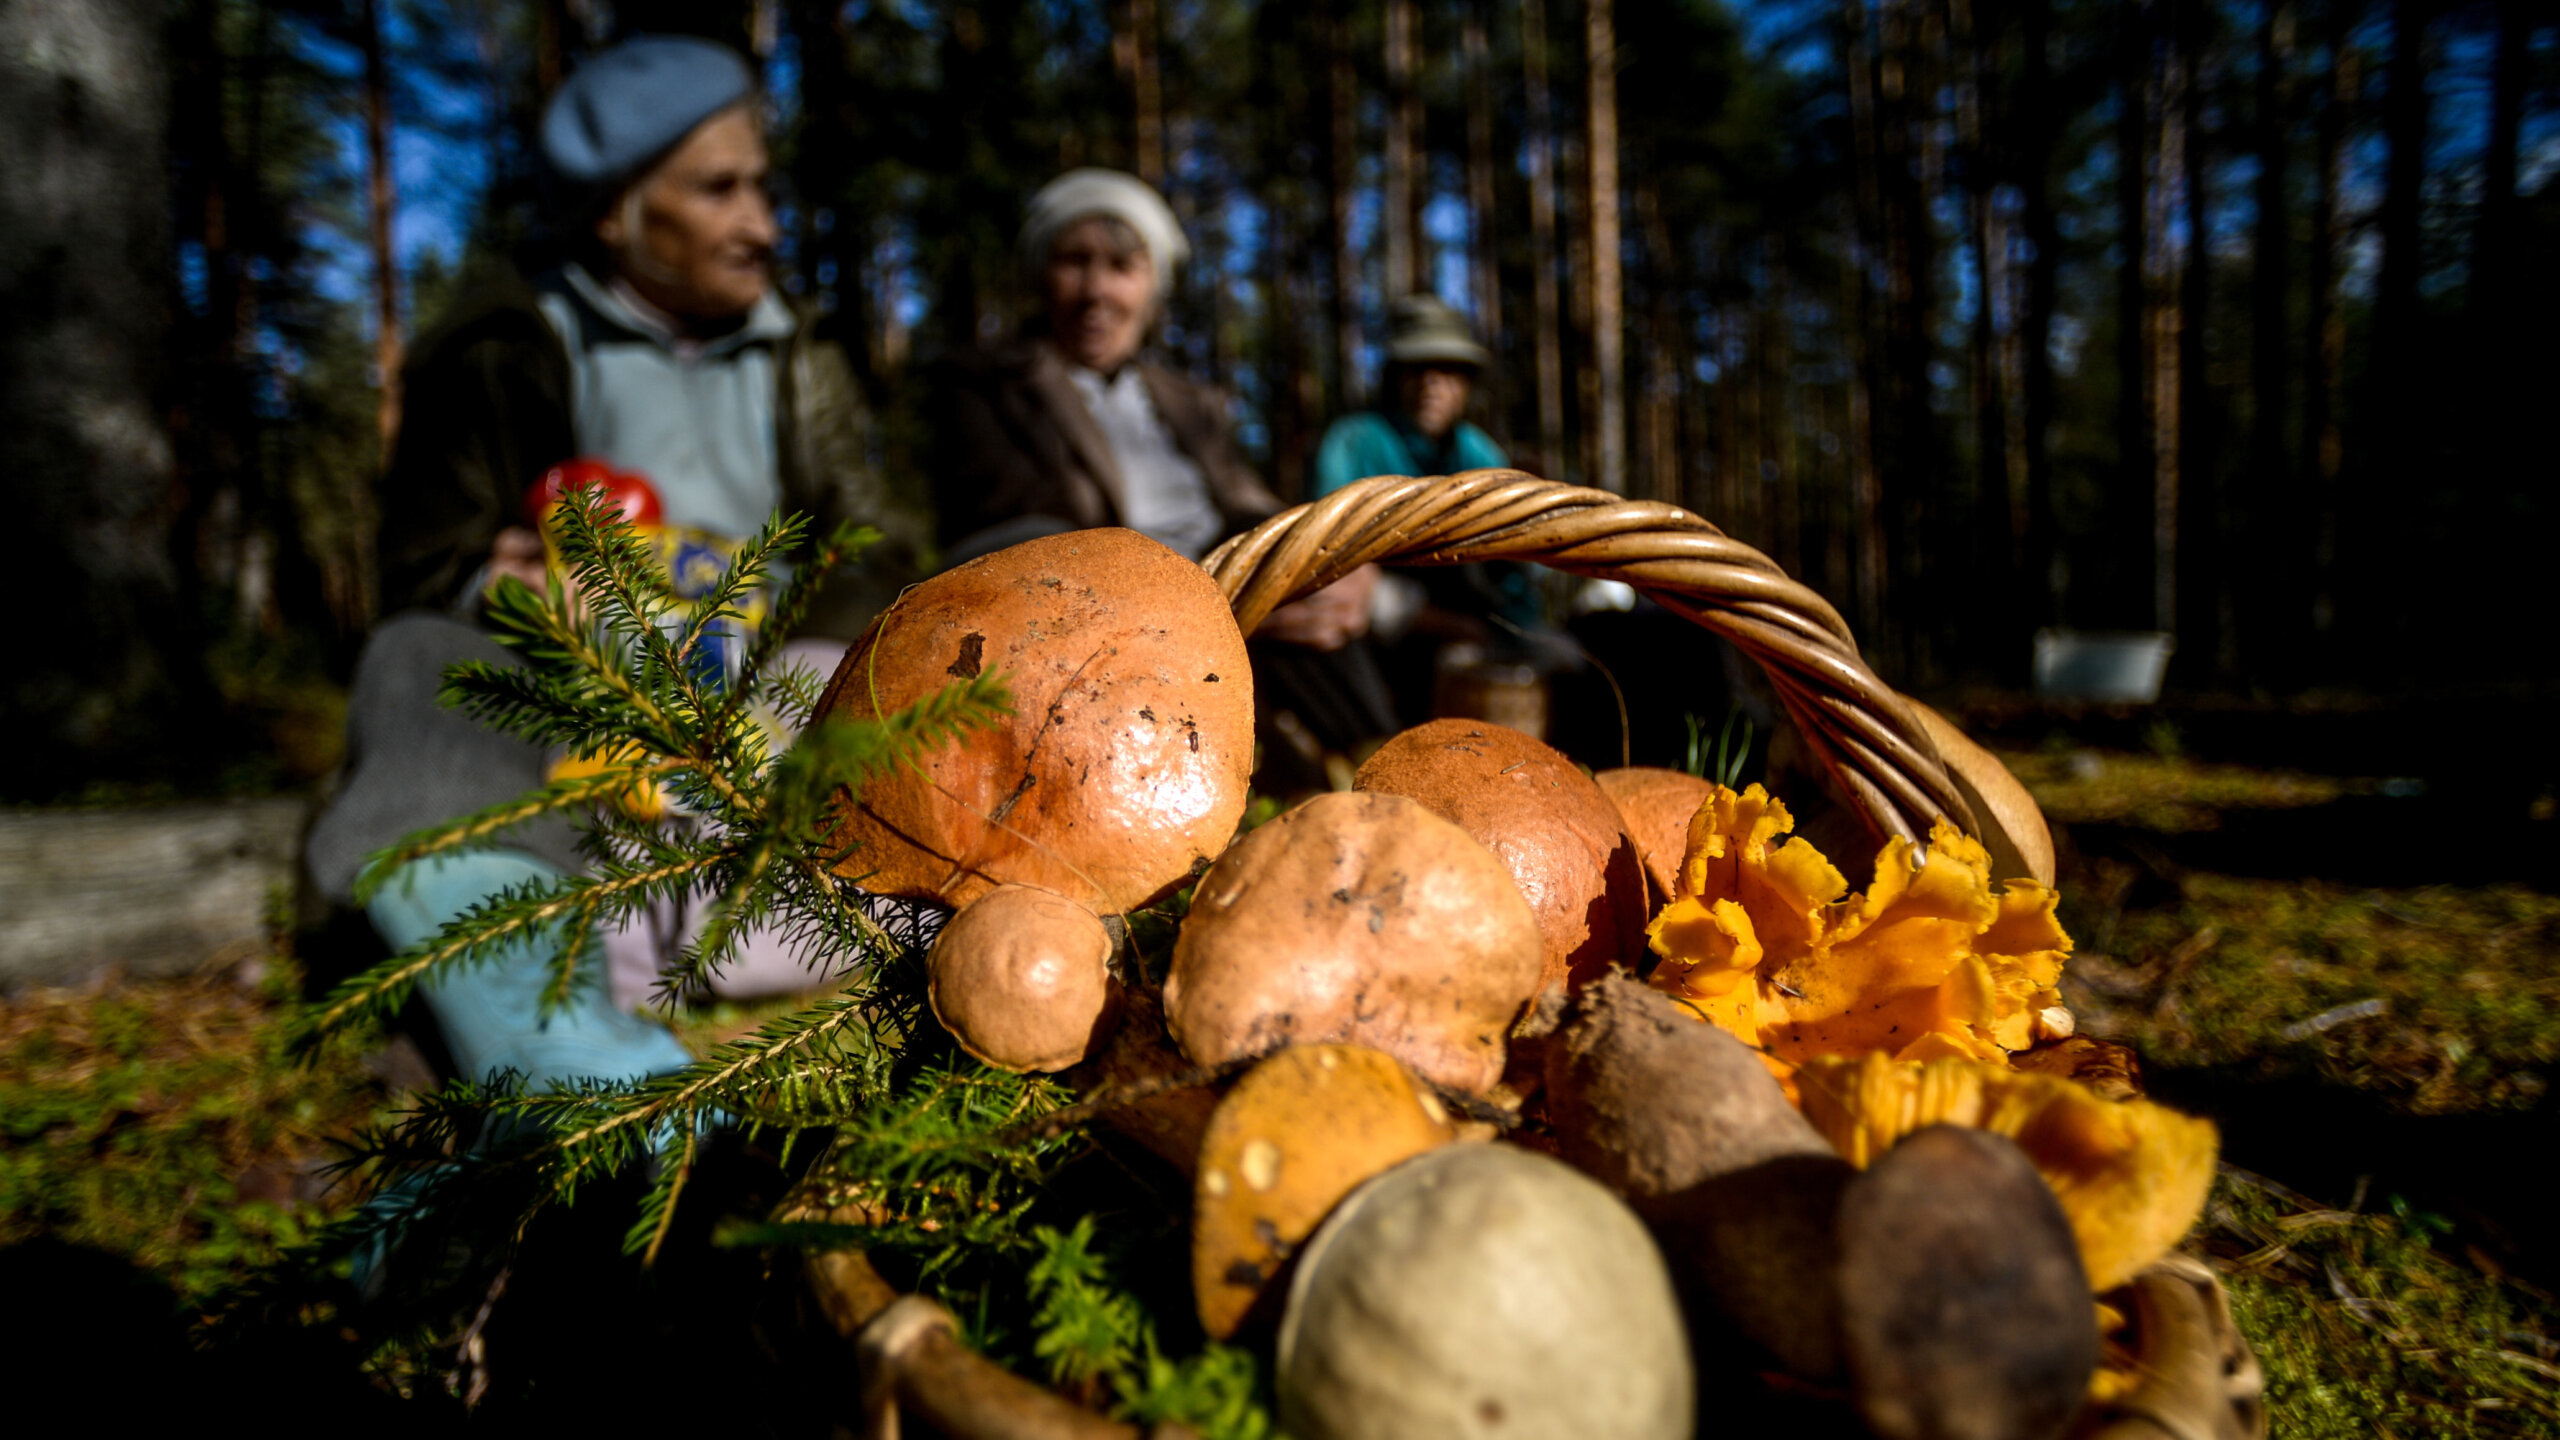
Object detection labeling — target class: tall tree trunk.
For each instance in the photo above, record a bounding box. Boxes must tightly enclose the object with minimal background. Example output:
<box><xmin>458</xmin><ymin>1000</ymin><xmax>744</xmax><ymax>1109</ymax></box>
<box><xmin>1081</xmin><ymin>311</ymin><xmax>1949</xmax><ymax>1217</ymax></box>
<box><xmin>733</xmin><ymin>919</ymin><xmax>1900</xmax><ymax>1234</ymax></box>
<box><xmin>2146</xmin><ymin>9</ymin><xmax>2186</xmax><ymax>636</ymax></box>
<box><xmin>2302</xmin><ymin>11</ymin><xmax>2357</xmax><ymax>645</ymax></box>
<box><xmin>361</xmin><ymin>0</ymin><xmax>402</xmax><ymax>451</ymax></box>
<box><xmin>1115</xmin><ymin>0</ymin><xmax>1164</xmax><ymax>187</ymax></box>
<box><xmin>1955</xmin><ymin>0</ymin><xmax>2015</xmax><ymax>653</ymax></box>
<box><xmin>2364</xmin><ymin>0</ymin><xmax>2428</xmax><ymax>655</ymax></box>
<box><xmin>1521</xmin><ymin>0</ymin><xmax>1566</xmax><ymax>474</ymax></box>
<box><xmin>2177</xmin><ymin>10</ymin><xmax>2220</xmax><ymax>668</ymax></box>
<box><xmin>2248</xmin><ymin>2</ymin><xmax>2295</xmax><ymax>673</ymax></box>
<box><xmin>0</xmin><ymin>0</ymin><xmax>197</xmax><ymax>790</ymax></box>
<box><xmin>1464</xmin><ymin>1</ymin><xmax>1502</xmax><ymax>424</ymax></box>
<box><xmin>1383</xmin><ymin>0</ymin><xmax>1419</xmax><ymax>300</ymax></box>
<box><xmin>2116</xmin><ymin>0</ymin><xmax>2156</xmax><ymax>631</ymax></box>
<box><xmin>1637</xmin><ymin>174</ymin><xmax>1680</xmax><ymax>503</ymax></box>
<box><xmin>2017</xmin><ymin>0</ymin><xmax>2061</xmax><ymax>628</ymax></box>
<box><xmin>1841</xmin><ymin>0</ymin><xmax>1888</xmax><ymax>644</ymax></box>
<box><xmin>1585</xmin><ymin>0</ymin><xmax>1626</xmax><ymax>492</ymax></box>
<box><xmin>1326</xmin><ymin>0</ymin><xmax>1364</xmax><ymax>408</ymax></box>
<box><xmin>1762</xmin><ymin>239</ymin><xmax>1797</xmax><ymax>573</ymax></box>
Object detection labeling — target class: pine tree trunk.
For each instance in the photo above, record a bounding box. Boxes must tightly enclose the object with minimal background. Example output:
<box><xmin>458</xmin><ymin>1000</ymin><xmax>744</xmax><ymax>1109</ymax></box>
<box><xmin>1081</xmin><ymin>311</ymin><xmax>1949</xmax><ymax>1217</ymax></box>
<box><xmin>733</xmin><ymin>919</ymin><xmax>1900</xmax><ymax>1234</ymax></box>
<box><xmin>0</xmin><ymin>0</ymin><xmax>197</xmax><ymax>787</ymax></box>
<box><xmin>1383</xmin><ymin>0</ymin><xmax>1419</xmax><ymax>300</ymax></box>
<box><xmin>1840</xmin><ymin>0</ymin><xmax>1888</xmax><ymax>644</ymax></box>
<box><xmin>2146</xmin><ymin>15</ymin><xmax>2184</xmax><ymax>636</ymax></box>
<box><xmin>1585</xmin><ymin>0</ymin><xmax>1625</xmax><ymax>493</ymax></box>
<box><xmin>2116</xmin><ymin>0</ymin><xmax>2155</xmax><ymax>631</ymax></box>
<box><xmin>1637</xmin><ymin>175</ymin><xmax>1680</xmax><ymax>504</ymax></box>
<box><xmin>2248</xmin><ymin>2</ymin><xmax>2295</xmax><ymax>671</ymax></box>
<box><xmin>1115</xmin><ymin>0</ymin><xmax>1164</xmax><ymax>187</ymax></box>
<box><xmin>2364</xmin><ymin>0</ymin><xmax>2428</xmax><ymax>656</ymax></box>
<box><xmin>1326</xmin><ymin>0</ymin><xmax>1364</xmax><ymax>408</ymax></box>
<box><xmin>361</xmin><ymin>0</ymin><xmax>403</xmax><ymax>450</ymax></box>
<box><xmin>1464</xmin><ymin>2</ymin><xmax>1503</xmax><ymax>424</ymax></box>
<box><xmin>2018</xmin><ymin>0</ymin><xmax>2062</xmax><ymax>628</ymax></box>
<box><xmin>2303</xmin><ymin>14</ymin><xmax>2356</xmax><ymax>645</ymax></box>
<box><xmin>1521</xmin><ymin>0</ymin><xmax>1566</xmax><ymax>474</ymax></box>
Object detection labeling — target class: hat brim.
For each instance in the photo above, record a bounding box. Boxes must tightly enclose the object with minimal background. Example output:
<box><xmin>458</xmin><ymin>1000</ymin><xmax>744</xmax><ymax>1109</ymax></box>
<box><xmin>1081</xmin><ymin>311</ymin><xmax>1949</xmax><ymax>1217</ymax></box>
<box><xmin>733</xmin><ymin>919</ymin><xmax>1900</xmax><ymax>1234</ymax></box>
<box><xmin>1387</xmin><ymin>338</ymin><xmax>1490</xmax><ymax>368</ymax></box>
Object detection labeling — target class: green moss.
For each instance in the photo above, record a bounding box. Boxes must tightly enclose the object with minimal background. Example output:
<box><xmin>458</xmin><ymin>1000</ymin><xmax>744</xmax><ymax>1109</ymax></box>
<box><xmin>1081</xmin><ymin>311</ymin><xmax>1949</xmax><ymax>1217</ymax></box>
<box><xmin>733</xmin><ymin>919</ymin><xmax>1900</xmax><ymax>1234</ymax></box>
<box><xmin>0</xmin><ymin>958</ymin><xmax>392</xmax><ymax>1305</ymax></box>
<box><xmin>2206</xmin><ymin>1173</ymin><xmax>2560</xmax><ymax>1437</ymax></box>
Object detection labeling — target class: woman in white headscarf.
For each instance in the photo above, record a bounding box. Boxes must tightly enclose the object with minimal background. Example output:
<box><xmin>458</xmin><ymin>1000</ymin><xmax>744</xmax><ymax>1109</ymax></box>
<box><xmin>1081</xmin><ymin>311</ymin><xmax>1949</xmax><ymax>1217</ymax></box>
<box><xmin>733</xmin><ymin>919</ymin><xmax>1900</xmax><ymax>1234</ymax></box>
<box><xmin>928</xmin><ymin>168</ymin><xmax>1286</xmax><ymax>567</ymax></box>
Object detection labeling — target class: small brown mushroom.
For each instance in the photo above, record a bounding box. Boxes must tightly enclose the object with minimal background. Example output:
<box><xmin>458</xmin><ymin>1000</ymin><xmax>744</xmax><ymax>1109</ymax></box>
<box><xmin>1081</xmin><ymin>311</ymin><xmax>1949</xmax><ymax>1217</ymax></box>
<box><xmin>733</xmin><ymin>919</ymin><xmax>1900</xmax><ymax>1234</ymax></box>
<box><xmin>928</xmin><ymin>884</ymin><xmax>1123</xmax><ymax>1073</ymax></box>
<box><xmin>1356</xmin><ymin>720</ymin><xmax>1648</xmax><ymax>993</ymax></box>
<box><xmin>1190</xmin><ymin>1044</ymin><xmax>1456</xmax><ymax>1339</ymax></box>
<box><xmin>1594</xmin><ymin>766</ymin><xmax>1718</xmax><ymax>908</ymax></box>
<box><xmin>817</xmin><ymin>528</ymin><xmax>1255</xmax><ymax>914</ymax></box>
<box><xmin>1164</xmin><ymin>790</ymin><xmax>1543</xmax><ymax>1095</ymax></box>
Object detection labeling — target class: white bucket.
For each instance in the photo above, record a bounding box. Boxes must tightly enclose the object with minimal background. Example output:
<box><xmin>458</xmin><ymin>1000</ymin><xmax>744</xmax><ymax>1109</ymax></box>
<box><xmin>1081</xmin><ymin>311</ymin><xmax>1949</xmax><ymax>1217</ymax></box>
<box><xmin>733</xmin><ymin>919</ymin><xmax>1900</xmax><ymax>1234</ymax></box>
<box><xmin>2033</xmin><ymin>629</ymin><xmax>2174</xmax><ymax>703</ymax></box>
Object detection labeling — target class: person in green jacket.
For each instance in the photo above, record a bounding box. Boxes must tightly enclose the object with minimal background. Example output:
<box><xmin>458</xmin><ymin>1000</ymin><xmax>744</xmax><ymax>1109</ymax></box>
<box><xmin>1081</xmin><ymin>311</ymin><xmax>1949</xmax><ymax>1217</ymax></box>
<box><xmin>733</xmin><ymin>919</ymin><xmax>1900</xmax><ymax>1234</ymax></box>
<box><xmin>1312</xmin><ymin>294</ymin><xmax>1511</xmax><ymax>499</ymax></box>
<box><xmin>1311</xmin><ymin>296</ymin><xmax>1548</xmax><ymax>668</ymax></box>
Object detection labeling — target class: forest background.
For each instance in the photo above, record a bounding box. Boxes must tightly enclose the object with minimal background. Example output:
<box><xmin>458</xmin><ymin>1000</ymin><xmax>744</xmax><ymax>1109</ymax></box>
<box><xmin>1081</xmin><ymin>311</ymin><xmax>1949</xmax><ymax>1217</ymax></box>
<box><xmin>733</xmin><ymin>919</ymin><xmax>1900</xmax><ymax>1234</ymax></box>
<box><xmin>3</xmin><ymin>0</ymin><xmax>2555</xmax><ymax>802</ymax></box>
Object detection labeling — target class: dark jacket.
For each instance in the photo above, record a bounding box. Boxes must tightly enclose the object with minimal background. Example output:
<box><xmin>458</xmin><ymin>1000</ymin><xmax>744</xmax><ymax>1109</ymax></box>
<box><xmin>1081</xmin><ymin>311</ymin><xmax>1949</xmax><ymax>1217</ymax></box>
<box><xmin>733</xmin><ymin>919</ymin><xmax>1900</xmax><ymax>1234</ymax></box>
<box><xmin>379</xmin><ymin>266</ymin><xmax>925</xmax><ymax>640</ymax></box>
<box><xmin>927</xmin><ymin>337</ymin><xmax>1281</xmax><ymax>560</ymax></box>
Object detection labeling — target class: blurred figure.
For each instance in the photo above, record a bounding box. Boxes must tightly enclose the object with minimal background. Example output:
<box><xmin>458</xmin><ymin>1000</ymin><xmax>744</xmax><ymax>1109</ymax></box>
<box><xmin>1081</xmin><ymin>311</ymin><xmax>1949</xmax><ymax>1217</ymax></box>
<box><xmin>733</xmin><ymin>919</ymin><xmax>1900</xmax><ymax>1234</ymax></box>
<box><xmin>306</xmin><ymin>37</ymin><xmax>919</xmax><ymax>1093</ymax></box>
<box><xmin>930</xmin><ymin>168</ymin><xmax>1281</xmax><ymax>565</ymax></box>
<box><xmin>930</xmin><ymin>169</ymin><xmax>1389</xmax><ymax>789</ymax></box>
<box><xmin>1311</xmin><ymin>297</ymin><xmax>1558</xmax><ymax>736</ymax></box>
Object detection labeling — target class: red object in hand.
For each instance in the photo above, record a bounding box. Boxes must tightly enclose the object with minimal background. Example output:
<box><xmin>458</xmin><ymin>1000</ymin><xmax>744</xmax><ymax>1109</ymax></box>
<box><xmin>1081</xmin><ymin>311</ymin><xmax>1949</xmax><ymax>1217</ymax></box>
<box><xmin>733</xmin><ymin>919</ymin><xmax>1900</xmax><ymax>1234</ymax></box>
<box><xmin>526</xmin><ymin>457</ymin><xmax>664</xmax><ymax>529</ymax></box>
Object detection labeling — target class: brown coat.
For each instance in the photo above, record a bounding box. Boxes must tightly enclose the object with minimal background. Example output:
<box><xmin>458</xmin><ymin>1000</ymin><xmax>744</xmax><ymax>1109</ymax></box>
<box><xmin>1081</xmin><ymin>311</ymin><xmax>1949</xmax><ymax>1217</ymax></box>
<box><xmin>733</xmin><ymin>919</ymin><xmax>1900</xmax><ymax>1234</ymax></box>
<box><xmin>928</xmin><ymin>338</ymin><xmax>1281</xmax><ymax>560</ymax></box>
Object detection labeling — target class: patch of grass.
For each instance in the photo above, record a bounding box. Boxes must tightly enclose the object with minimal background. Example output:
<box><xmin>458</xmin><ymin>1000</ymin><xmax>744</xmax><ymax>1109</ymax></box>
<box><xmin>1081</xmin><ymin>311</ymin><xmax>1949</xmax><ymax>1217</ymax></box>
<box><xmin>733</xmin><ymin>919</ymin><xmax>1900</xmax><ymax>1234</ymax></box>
<box><xmin>2203</xmin><ymin>1170</ymin><xmax>2560</xmax><ymax>1437</ymax></box>
<box><xmin>2004</xmin><ymin>745</ymin><xmax>2345</xmax><ymax>833</ymax></box>
<box><xmin>2059</xmin><ymin>869</ymin><xmax>2560</xmax><ymax>1115</ymax></box>
<box><xmin>0</xmin><ymin>959</ymin><xmax>391</xmax><ymax>1304</ymax></box>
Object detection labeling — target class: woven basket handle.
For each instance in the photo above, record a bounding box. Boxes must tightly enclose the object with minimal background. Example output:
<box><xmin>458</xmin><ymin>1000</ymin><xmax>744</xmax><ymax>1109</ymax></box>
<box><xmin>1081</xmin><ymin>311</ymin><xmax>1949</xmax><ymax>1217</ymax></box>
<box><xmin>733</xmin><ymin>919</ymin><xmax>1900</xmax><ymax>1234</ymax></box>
<box><xmin>1203</xmin><ymin>469</ymin><xmax>1981</xmax><ymax>854</ymax></box>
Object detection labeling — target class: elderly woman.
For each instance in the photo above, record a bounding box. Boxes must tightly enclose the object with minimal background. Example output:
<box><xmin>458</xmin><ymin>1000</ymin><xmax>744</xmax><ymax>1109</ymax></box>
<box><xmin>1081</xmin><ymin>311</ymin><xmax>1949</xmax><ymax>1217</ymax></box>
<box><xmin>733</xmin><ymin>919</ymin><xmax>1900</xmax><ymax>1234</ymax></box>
<box><xmin>305</xmin><ymin>37</ymin><xmax>919</xmax><ymax>1091</ymax></box>
<box><xmin>931</xmin><ymin>171</ymin><xmax>1386</xmax><ymax>776</ymax></box>
<box><xmin>930</xmin><ymin>169</ymin><xmax>1284</xmax><ymax>565</ymax></box>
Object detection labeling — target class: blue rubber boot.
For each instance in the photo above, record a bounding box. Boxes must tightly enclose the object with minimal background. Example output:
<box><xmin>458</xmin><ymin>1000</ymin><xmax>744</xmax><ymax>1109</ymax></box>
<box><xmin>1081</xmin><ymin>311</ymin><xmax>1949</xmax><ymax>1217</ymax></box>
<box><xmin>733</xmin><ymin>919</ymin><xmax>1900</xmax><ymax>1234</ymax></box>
<box><xmin>348</xmin><ymin>850</ymin><xmax>695</xmax><ymax>1302</ymax></box>
<box><xmin>366</xmin><ymin>848</ymin><xmax>695</xmax><ymax>1087</ymax></box>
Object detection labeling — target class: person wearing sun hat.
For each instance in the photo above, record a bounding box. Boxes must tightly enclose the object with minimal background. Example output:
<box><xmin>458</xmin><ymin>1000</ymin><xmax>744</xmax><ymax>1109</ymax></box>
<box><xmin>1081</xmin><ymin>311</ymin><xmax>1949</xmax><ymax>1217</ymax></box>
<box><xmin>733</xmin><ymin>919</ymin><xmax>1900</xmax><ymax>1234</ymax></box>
<box><xmin>1312</xmin><ymin>294</ymin><xmax>1509</xmax><ymax>498</ymax></box>
<box><xmin>305</xmin><ymin>35</ymin><xmax>924</xmax><ymax>1105</ymax></box>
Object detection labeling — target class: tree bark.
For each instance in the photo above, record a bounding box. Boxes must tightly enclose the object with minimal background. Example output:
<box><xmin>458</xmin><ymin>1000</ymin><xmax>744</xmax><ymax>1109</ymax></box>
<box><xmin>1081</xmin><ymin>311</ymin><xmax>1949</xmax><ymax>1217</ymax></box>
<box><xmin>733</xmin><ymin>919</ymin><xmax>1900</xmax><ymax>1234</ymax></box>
<box><xmin>0</xmin><ymin>0</ymin><xmax>195</xmax><ymax>790</ymax></box>
<box><xmin>1585</xmin><ymin>0</ymin><xmax>1626</xmax><ymax>493</ymax></box>
<box><xmin>1114</xmin><ymin>0</ymin><xmax>1164</xmax><ymax>187</ymax></box>
<box><xmin>1464</xmin><ymin>1</ymin><xmax>1503</xmax><ymax>424</ymax></box>
<box><xmin>1521</xmin><ymin>0</ymin><xmax>1566</xmax><ymax>476</ymax></box>
<box><xmin>2302</xmin><ymin>10</ymin><xmax>2357</xmax><ymax>645</ymax></box>
<box><xmin>2017</xmin><ymin>0</ymin><xmax>2061</xmax><ymax>628</ymax></box>
<box><xmin>2116</xmin><ymin>0</ymin><xmax>2155</xmax><ymax>632</ymax></box>
<box><xmin>1840</xmin><ymin>0</ymin><xmax>1888</xmax><ymax>644</ymax></box>
<box><xmin>2248</xmin><ymin>2</ymin><xmax>2295</xmax><ymax>671</ymax></box>
<box><xmin>361</xmin><ymin>0</ymin><xmax>403</xmax><ymax>450</ymax></box>
<box><xmin>1326</xmin><ymin>0</ymin><xmax>1365</xmax><ymax>408</ymax></box>
<box><xmin>1383</xmin><ymin>0</ymin><xmax>1419</xmax><ymax>300</ymax></box>
<box><xmin>2146</xmin><ymin>8</ymin><xmax>2185</xmax><ymax>636</ymax></box>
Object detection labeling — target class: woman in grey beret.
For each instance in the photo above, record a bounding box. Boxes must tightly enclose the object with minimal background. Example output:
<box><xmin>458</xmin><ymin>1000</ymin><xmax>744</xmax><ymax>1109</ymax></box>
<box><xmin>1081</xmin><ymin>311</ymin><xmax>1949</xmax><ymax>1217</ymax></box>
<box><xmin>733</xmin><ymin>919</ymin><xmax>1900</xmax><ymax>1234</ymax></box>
<box><xmin>306</xmin><ymin>36</ymin><xmax>924</xmax><ymax>1095</ymax></box>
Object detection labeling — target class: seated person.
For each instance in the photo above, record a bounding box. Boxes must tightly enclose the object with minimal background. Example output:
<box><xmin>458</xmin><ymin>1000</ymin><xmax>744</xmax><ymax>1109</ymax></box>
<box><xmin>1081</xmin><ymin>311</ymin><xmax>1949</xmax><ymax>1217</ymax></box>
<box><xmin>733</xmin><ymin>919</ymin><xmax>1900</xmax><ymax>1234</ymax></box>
<box><xmin>1312</xmin><ymin>297</ymin><xmax>1553</xmax><ymax>728</ymax></box>
<box><xmin>929</xmin><ymin>169</ymin><xmax>1389</xmax><ymax>782</ymax></box>
<box><xmin>929</xmin><ymin>168</ymin><xmax>1281</xmax><ymax>565</ymax></box>
<box><xmin>305</xmin><ymin>36</ymin><xmax>920</xmax><ymax>1090</ymax></box>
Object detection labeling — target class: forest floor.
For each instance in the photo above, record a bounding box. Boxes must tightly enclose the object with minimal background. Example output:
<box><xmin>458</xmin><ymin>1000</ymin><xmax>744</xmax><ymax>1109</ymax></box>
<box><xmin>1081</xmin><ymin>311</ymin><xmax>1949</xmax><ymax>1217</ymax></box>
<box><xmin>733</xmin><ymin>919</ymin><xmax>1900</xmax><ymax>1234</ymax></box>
<box><xmin>1</xmin><ymin>709</ymin><xmax>2555</xmax><ymax>1432</ymax></box>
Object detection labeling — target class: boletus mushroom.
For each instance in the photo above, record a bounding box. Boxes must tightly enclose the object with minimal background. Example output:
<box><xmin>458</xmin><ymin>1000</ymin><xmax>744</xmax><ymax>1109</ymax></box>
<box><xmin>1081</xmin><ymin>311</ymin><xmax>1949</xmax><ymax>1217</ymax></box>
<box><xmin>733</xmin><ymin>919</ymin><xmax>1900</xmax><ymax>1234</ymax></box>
<box><xmin>927</xmin><ymin>884</ymin><xmax>1122</xmax><ymax>1073</ymax></box>
<box><xmin>1594</xmin><ymin>766</ymin><xmax>1718</xmax><ymax>908</ymax></box>
<box><xmin>1547</xmin><ymin>974</ymin><xmax>2098</xmax><ymax>1440</ymax></box>
<box><xmin>1163</xmin><ymin>790</ymin><xmax>1542</xmax><ymax>1095</ymax></box>
<box><xmin>1277</xmin><ymin>1142</ymin><xmax>1694</xmax><ymax>1440</ymax></box>
<box><xmin>1191</xmin><ymin>1043</ymin><xmax>1456</xmax><ymax>1339</ymax></box>
<box><xmin>815</xmin><ymin>528</ymin><xmax>1253</xmax><ymax>914</ymax></box>
<box><xmin>1356</xmin><ymin>720</ymin><xmax>1648</xmax><ymax>993</ymax></box>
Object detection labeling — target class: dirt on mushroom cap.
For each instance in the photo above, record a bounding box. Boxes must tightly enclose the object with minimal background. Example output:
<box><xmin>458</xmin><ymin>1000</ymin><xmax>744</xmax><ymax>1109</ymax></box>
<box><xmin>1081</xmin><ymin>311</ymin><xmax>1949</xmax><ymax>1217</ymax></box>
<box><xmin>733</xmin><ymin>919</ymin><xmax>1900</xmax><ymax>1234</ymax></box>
<box><xmin>816</xmin><ymin>528</ymin><xmax>1253</xmax><ymax>913</ymax></box>
<box><xmin>1164</xmin><ymin>790</ymin><xmax>1544</xmax><ymax>1095</ymax></box>
<box><xmin>1357</xmin><ymin>720</ymin><xmax>1650</xmax><ymax>994</ymax></box>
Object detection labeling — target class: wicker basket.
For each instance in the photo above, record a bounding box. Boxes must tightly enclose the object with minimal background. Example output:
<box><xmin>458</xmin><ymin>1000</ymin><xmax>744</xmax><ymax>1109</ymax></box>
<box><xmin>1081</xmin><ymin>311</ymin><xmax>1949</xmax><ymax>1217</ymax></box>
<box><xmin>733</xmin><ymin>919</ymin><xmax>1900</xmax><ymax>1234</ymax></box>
<box><xmin>827</xmin><ymin>472</ymin><xmax>2269</xmax><ymax>1440</ymax></box>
